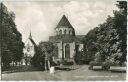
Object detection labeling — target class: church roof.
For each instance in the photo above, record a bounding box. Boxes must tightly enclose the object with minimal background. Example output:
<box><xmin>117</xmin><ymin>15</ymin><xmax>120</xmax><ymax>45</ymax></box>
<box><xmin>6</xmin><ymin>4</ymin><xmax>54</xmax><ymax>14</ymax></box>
<box><xmin>29</xmin><ymin>38</ymin><xmax>37</xmax><ymax>47</ymax></box>
<box><xmin>56</xmin><ymin>15</ymin><xmax>73</xmax><ymax>28</ymax></box>
<box><xmin>24</xmin><ymin>32</ymin><xmax>37</xmax><ymax>48</ymax></box>
<box><xmin>49</xmin><ymin>35</ymin><xmax>85</xmax><ymax>43</ymax></box>
<box><xmin>49</xmin><ymin>35</ymin><xmax>75</xmax><ymax>43</ymax></box>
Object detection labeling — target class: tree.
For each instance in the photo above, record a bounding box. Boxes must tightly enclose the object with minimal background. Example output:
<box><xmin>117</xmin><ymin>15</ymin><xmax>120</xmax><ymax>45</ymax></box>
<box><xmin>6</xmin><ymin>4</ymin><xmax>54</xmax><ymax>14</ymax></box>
<box><xmin>37</xmin><ymin>41</ymin><xmax>55</xmax><ymax>70</ymax></box>
<box><xmin>82</xmin><ymin>27</ymin><xmax>99</xmax><ymax>64</ymax></box>
<box><xmin>82</xmin><ymin>1</ymin><xmax>127</xmax><ymax>65</ymax></box>
<box><xmin>113</xmin><ymin>1</ymin><xmax>127</xmax><ymax>63</ymax></box>
<box><xmin>0</xmin><ymin>3</ymin><xmax>24</xmax><ymax>69</ymax></box>
<box><xmin>31</xmin><ymin>46</ymin><xmax>45</xmax><ymax>70</ymax></box>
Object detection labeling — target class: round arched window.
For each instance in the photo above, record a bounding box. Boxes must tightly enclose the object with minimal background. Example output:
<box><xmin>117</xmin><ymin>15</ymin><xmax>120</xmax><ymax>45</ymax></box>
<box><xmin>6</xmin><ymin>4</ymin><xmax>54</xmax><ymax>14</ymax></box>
<box><xmin>64</xmin><ymin>29</ymin><xmax>66</xmax><ymax>34</ymax></box>
<box><xmin>59</xmin><ymin>30</ymin><xmax>62</xmax><ymax>34</ymax></box>
<box><xmin>69</xmin><ymin>30</ymin><xmax>72</xmax><ymax>35</ymax></box>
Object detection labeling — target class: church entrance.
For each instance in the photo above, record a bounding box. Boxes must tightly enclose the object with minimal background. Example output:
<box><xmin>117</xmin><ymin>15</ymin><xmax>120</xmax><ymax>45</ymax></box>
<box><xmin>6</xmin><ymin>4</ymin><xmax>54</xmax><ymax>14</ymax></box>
<box><xmin>65</xmin><ymin>44</ymin><xmax>70</xmax><ymax>58</ymax></box>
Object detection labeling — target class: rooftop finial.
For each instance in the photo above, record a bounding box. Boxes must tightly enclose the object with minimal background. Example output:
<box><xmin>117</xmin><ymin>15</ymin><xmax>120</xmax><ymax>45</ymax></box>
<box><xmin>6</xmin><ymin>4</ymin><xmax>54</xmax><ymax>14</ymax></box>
<box><xmin>29</xmin><ymin>31</ymin><xmax>32</xmax><ymax>39</ymax></box>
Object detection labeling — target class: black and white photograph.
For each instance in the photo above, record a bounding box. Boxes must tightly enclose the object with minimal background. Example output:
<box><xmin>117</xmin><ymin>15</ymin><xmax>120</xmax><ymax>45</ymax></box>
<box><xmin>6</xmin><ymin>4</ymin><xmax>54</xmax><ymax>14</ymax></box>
<box><xmin>0</xmin><ymin>0</ymin><xmax>127</xmax><ymax>81</ymax></box>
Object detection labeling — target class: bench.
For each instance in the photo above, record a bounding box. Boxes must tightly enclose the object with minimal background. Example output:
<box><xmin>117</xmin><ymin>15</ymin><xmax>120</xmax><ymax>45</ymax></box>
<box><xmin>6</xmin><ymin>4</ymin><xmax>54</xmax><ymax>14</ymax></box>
<box><xmin>110</xmin><ymin>66</ymin><xmax>126</xmax><ymax>73</ymax></box>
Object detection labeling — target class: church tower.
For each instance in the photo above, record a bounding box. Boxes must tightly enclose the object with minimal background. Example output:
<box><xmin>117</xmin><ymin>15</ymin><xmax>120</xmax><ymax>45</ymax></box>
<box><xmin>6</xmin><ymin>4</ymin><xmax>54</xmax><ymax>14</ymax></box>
<box><xmin>49</xmin><ymin>14</ymin><xmax>84</xmax><ymax>63</ymax></box>
<box><xmin>49</xmin><ymin>15</ymin><xmax>76</xmax><ymax>61</ymax></box>
<box><xmin>55</xmin><ymin>15</ymin><xmax>75</xmax><ymax>36</ymax></box>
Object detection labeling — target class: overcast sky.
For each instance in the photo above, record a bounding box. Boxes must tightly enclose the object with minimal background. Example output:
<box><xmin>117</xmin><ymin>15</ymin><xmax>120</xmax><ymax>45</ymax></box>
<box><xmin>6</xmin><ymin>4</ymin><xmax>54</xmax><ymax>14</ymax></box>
<box><xmin>3</xmin><ymin>0</ymin><xmax>118</xmax><ymax>44</ymax></box>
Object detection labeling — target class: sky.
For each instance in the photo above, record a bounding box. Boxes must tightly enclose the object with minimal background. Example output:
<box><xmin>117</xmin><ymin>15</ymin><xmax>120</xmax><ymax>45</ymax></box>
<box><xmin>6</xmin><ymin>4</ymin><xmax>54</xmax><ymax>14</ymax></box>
<box><xmin>3</xmin><ymin>0</ymin><xmax>118</xmax><ymax>44</ymax></box>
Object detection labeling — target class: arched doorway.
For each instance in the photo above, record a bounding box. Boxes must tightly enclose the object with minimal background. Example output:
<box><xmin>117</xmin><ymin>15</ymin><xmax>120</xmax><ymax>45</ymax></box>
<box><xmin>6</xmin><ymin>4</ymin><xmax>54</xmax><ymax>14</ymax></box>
<box><xmin>65</xmin><ymin>44</ymin><xmax>70</xmax><ymax>58</ymax></box>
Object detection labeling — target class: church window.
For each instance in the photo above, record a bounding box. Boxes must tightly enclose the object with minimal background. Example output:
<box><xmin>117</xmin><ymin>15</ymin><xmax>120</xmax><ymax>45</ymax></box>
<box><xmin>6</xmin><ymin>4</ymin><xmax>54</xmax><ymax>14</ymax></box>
<box><xmin>64</xmin><ymin>29</ymin><xmax>66</xmax><ymax>34</ymax></box>
<box><xmin>59</xmin><ymin>30</ymin><xmax>62</xmax><ymax>35</ymax></box>
<box><xmin>65</xmin><ymin>44</ymin><xmax>70</xmax><ymax>58</ymax></box>
<box><xmin>69</xmin><ymin>30</ymin><xmax>72</xmax><ymax>35</ymax></box>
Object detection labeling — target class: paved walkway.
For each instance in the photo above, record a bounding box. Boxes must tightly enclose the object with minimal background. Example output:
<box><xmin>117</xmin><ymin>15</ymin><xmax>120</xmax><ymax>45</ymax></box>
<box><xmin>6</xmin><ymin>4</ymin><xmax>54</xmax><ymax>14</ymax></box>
<box><xmin>2</xmin><ymin>65</ymin><xmax>126</xmax><ymax>81</ymax></box>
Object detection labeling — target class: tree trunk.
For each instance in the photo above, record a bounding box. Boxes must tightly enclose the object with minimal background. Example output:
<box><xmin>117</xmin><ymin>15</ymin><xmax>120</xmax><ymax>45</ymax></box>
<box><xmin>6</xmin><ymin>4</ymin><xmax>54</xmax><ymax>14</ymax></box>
<box><xmin>48</xmin><ymin>60</ymin><xmax>50</xmax><ymax>70</ymax></box>
<box><xmin>45</xmin><ymin>60</ymin><xmax>47</xmax><ymax>70</ymax></box>
<box><xmin>13</xmin><ymin>61</ymin><xmax>14</xmax><ymax>66</ymax></box>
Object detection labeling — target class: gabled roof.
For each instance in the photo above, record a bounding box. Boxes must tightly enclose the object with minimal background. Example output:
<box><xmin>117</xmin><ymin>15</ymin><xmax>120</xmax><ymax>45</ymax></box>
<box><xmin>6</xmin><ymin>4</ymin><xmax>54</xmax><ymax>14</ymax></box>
<box><xmin>56</xmin><ymin>15</ymin><xmax>73</xmax><ymax>28</ymax></box>
<box><xmin>24</xmin><ymin>32</ymin><xmax>37</xmax><ymax>48</ymax></box>
<box><xmin>29</xmin><ymin>38</ymin><xmax>37</xmax><ymax>47</ymax></box>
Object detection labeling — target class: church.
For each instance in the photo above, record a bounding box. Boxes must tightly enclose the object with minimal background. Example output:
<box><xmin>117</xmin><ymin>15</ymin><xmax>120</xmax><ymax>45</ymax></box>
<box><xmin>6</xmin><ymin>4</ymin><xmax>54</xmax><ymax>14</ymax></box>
<box><xmin>49</xmin><ymin>15</ymin><xmax>84</xmax><ymax>62</ymax></box>
<box><xmin>22</xmin><ymin>33</ymin><xmax>37</xmax><ymax>65</ymax></box>
<box><xmin>22</xmin><ymin>15</ymin><xmax>85</xmax><ymax>65</ymax></box>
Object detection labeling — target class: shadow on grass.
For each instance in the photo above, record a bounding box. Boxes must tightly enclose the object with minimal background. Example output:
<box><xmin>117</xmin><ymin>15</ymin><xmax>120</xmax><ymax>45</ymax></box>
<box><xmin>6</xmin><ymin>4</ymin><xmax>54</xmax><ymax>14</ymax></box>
<box><xmin>2</xmin><ymin>65</ymin><xmax>82</xmax><ymax>74</ymax></box>
<box><xmin>55</xmin><ymin>67</ymin><xmax>71</xmax><ymax>71</ymax></box>
<box><xmin>2</xmin><ymin>70</ymin><xmax>44</xmax><ymax>74</ymax></box>
<box><xmin>2</xmin><ymin>66</ymin><xmax>44</xmax><ymax>74</ymax></box>
<box><xmin>55</xmin><ymin>65</ymin><xmax>80</xmax><ymax>71</ymax></box>
<box><xmin>91</xmin><ymin>68</ymin><xmax>126</xmax><ymax>73</ymax></box>
<box><xmin>110</xmin><ymin>69</ymin><xmax>126</xmax><ymax>73</ymax></box>
<box><xmin>2</xmin><ymin>71</ymin><xmax>45</xmax><ymax>75</ymax></box>
<box><xmin>92</xmin><ymin>68</ymin><xmax>103</xmax><ymax>71</ymax></box>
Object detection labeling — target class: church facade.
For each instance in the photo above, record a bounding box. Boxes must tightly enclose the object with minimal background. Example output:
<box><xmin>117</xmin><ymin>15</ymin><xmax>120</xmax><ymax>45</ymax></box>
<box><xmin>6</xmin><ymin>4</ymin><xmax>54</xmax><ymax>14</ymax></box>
<box><xmin>22</xmin><ymin>33</ymin><xmax>37</xmax><ymax>65</ymax></box>
<box><xmin>21</xmin><ymin>15</ymin><xmax>85</xmax><ymax>65</ymax></box>
<box><xmin>49</xmin><ymin>15</ymin><xmax>84</xmax><ymax>62</ymax></box>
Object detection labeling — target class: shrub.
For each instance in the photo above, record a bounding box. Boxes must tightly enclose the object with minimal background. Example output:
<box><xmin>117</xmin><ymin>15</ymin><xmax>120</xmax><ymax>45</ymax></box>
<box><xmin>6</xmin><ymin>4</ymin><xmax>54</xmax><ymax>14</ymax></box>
<box><xmin>61</xmin><ymin>60</ymin><xmax>74</xmax><ymax>65</ymax></box>
<box><xmin>89</xmin><ymin>61</ymin><xmax>102</xmax><ymax>66</ymax></box>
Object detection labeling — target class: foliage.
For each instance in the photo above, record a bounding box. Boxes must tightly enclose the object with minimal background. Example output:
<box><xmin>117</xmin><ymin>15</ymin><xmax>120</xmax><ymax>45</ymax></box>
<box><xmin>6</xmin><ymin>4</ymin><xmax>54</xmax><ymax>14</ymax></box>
<box><xmin>82</xmin><ymin>27</ymin><xmax>99</xmax><ymax>63</ymax></box>
<box><xmin>82</xmin><ymin>1</ymin><xmax>127</xmax><ymax>65</ymax></box>
<box><xmin>61</xmin><ymin>60</ymin><xmax>74</xmax><ymax>65</ymax></box>
<box><xmin>32</xmin><ymin>41</ymin><xmax>56</xmax><ymax>70</ymax></box>
<box><xmin>113</xmin><ymin>1</ymin><xmax>127</xmax><ymax>63</ymax></box>
<box><xmin>38</xmin><ymin>41</ymin><xmax>55</xmax><ymax>59</ymax></box>
<box><xmin>31</xmin><ymin>46</ymin><xmax>45</xmax><ymax>70</ymax></box>
<box><xmin>0</xmin><ymin>3</ymin><xmax>24</xmax><ymax>69</ymax></box>
<box><xmin>74</xmin><ymin>50</ymin><xmax>85</xmax><ymax>64</ymax></box>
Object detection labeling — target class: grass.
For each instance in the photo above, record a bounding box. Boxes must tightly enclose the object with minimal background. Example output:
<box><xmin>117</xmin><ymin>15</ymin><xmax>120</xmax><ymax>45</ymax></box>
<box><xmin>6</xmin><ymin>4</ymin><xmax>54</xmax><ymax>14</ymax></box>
<box><xmin>2</xmin><ymin>65</ymin><xmax>42</xmax><ymax>74</ymax></box>
<box><xmin>2</xmin><ymin>65</ymin><xmax>126</xmax><ymax>81</ymax></box>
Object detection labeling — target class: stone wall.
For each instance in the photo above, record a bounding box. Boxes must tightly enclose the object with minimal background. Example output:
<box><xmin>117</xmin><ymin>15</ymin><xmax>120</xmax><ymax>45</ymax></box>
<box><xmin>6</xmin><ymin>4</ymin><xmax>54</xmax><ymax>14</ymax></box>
<box><xmin>55</xmin><ymin>27</ymin><xmax>74</xmax><ymax>35</ymax></box>
<box><xmin>56</xmin><ymin>42</ymin><xmax>75</xmax><ymax>59</ymax></box>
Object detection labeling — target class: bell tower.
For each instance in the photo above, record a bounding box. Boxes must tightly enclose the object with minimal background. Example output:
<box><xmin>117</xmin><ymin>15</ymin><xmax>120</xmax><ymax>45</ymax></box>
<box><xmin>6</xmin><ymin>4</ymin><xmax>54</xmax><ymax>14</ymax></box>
<box><xmin>55</xmin><ymin>15</ymin><xmax>75</xmax><ymax>36</ymax></box>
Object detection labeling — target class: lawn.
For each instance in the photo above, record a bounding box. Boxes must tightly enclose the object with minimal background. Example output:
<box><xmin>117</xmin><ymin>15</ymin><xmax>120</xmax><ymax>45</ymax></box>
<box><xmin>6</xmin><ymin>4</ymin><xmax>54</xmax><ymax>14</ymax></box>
<box><xmin>2</xmin><ymin>65</ymin><xmax>126</xmax><ymax>81</ymax></box>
